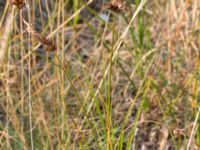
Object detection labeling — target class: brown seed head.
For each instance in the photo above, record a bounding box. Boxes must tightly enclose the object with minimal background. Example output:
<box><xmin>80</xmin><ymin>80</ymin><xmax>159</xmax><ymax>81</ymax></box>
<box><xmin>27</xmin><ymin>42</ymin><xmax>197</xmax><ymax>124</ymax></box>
<box><xmin>10</xmin><ymin>0</ymin><xmax>25</xmax><ymax>9</ymax></box>
<box><xmin>103</xmin><ymin>0</ymin><xmax>124</xmax><ymax>12</ymax></box>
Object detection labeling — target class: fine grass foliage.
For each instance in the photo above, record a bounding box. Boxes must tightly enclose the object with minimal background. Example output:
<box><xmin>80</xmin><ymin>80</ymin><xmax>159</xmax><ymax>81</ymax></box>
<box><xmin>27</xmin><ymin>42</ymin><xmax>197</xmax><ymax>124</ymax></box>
<box><xmin>0</xmin><ymin>0</ymin><xmax>200</xmax><ymax>149</ymax></box>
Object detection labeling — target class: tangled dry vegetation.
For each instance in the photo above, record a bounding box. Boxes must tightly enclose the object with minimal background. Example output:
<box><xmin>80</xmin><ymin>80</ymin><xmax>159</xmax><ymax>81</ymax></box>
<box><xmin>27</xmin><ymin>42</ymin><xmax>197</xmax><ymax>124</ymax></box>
<box><xmin>0</xmin><ymin>0</ymin><xmax>200</xmax><ymax>149</ymax></box>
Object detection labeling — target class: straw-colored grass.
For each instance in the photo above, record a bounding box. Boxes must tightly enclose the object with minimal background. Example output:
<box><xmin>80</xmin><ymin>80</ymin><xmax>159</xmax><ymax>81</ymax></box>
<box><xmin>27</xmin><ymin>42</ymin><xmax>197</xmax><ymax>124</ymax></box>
<box><xmin>0</xmin><ymin>0</ymin><xmax>200</xmax><ymax>149</ymax></box>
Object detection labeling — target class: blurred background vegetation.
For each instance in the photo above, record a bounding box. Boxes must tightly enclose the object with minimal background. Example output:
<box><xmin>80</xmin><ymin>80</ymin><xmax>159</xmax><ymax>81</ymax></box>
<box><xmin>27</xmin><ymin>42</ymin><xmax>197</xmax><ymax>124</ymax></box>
<box><xmin>0</xmin><ymin>0</ymin><xmax>200</xmax><ymax>149</ymax></box>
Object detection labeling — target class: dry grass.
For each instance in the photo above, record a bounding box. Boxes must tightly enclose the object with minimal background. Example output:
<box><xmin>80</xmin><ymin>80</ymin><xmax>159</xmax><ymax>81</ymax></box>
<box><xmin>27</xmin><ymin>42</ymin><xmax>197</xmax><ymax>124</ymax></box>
<box><xmin>0</xmin><ymin>0</ymin><xmax>200</xmax><ymax>149</ymax></box>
